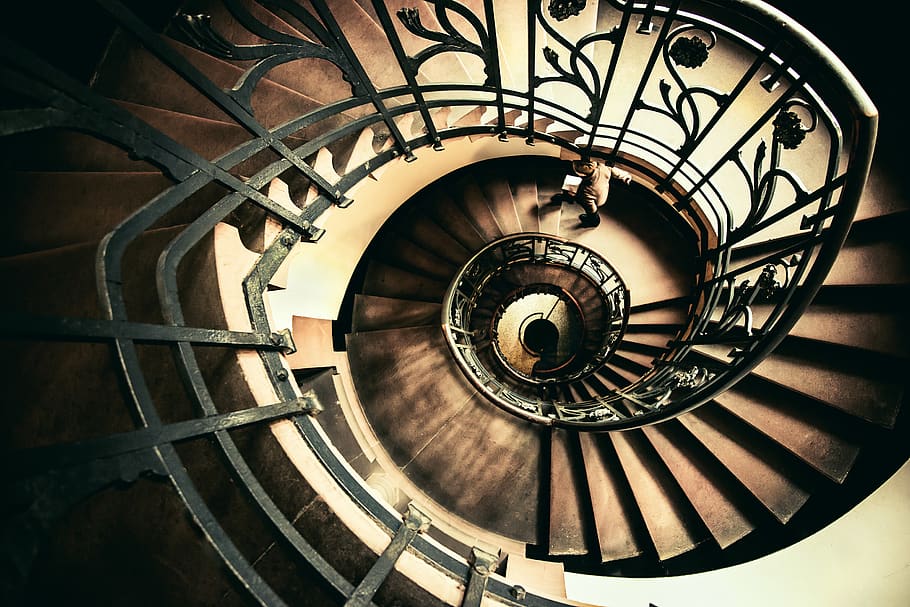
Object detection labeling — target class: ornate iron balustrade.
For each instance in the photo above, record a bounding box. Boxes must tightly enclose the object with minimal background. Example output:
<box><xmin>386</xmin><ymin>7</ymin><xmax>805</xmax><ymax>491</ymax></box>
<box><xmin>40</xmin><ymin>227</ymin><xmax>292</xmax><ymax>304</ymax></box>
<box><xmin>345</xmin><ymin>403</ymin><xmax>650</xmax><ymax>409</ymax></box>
<box><xmin>0</xmin><ymin>0</ymin><xmax>877</xmax><ymax>605</ymax></box>
<box><xmin>442</xmin><ymin>233</ymin><xmax>631</xmax><ymax>424</ymax></box>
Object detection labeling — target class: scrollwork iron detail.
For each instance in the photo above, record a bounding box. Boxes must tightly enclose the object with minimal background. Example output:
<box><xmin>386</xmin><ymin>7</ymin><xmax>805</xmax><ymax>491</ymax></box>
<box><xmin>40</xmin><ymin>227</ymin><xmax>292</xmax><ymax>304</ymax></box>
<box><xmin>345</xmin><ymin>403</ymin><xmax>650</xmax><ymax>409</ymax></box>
<box><xmin>704</xmin><ymin>255</ymin><xmax>800</xmax><ymax>340</ymax></box>
<box><xmin>396</xmin><ymin>0</ymin><xmax>495</xmax><ymax>85</ymax></box>
<box><xmin>635</xmin><ymin>25</ymin><xmax>728</xmax><ymax>153</ymax></box>
<box><xmin>172</xmin><ymin>0</ymin><xmax>365</xmax><ymax>112</ymax></box>
<box><xmin>729</xmin><ymin>98</ymin><xmax>817</xmax><ymax>233</ymax></box>
<box><xmin>533</xmin><ymin>1</ymin><xmax>623</xmax><ymax>122</ymax></box>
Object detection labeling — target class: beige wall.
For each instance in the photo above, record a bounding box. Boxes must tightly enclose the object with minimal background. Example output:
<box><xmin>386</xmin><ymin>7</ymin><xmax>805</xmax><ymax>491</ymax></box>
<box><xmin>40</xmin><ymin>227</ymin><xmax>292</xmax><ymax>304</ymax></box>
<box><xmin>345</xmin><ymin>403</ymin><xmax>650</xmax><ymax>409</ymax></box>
<box><xmin>565</xmin><ymin>461</ymin><xmax>910</xmax><ymax>607</ymax></box>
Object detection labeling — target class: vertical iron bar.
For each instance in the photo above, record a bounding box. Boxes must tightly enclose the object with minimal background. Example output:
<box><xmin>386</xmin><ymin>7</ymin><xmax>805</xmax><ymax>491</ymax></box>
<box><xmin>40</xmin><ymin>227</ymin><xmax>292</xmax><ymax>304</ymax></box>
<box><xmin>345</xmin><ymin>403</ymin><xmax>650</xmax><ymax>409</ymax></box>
<box><xmin>311</xmin><ymin>0</ymin><xmax>416</xmax><ymax>161</ymax></box>
<box><xmin>668</xmin><ymin>77</ymin><xmax>806</xmax><ymax>204</ymax></box>
<box><xmin>609</xmin><ymin>0</ymin><xmax>682</xmax><ymax>161</ymax></box>
<box><xmin>583</xmin><ymin>5</ymin><xmax>634</xmax><ymax>152</ymax></box>
<box><xmin>369</xmin><ymin>0</ymin><xmax>444</xmax><ymax>151</ymax></box>
<box><xmin>637</xmin><ymin>0</ymin><xmax>659</xmax><ymax>34</ymax></box>
<box><xmin>525</xmin><ymin>0</ymin><xmax>538</xmax><ymax>145</ymax></box>
<box><xmin>460</xmin><ymin>547</ymin><xmax>500</xmax><ymax>607</ymax></box>
<box><xmin>483</xmin><ymin>0</ymin><xmax>508</xmax><ymax>140</ymax></box>
<box><xmin>344</xmin><ymin>503</ymin><xmax>432</xmax><ymax>607</ymax></box>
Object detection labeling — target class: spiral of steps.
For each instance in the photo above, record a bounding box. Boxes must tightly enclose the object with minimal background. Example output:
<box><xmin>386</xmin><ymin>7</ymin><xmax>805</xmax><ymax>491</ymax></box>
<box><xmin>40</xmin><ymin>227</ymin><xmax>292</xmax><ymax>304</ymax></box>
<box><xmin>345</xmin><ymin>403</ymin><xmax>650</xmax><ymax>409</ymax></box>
<box><xmin>340</xmin><ymin>154</ymin><xmax>909</xmax><ymax>577</ymax></box>
<box><xmin>1</xmin><ymin>0</ymin><xmax>908</xmax><ymax>605</ymax></box>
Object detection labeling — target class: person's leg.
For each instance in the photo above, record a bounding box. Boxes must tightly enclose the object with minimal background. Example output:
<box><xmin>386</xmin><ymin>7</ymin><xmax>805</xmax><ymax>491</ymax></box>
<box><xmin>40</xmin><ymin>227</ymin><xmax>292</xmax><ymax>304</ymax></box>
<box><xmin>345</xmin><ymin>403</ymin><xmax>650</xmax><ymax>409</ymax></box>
<box><xmin>578</xmin><ymin>200</ymin><xmax>600</xmax><ymax>227</ymax></box>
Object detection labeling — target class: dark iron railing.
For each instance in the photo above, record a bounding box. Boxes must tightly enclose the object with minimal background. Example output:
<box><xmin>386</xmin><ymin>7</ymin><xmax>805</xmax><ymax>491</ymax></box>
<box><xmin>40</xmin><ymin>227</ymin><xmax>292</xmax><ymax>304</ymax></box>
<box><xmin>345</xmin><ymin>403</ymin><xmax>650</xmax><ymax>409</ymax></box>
<box><xmin>442</xmin><ymin>233</ymin><xmax>631</xmax><ymax>424</ymax></box>
<box><xmin>0</xmin><ymin>0</ymin><xmax>876</xmax><ymax>605</ymax></box>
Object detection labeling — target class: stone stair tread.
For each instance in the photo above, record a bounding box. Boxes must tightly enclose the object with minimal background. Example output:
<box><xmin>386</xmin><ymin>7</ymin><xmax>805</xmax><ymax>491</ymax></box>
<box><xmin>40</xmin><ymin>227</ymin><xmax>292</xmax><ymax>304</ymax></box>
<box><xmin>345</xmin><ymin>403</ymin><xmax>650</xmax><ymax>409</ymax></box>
<box><xmin>403</xmin><ymin>391</ymin><xmax>544</xmax><ymax>544</ymax></box>
<box><xmin>677</xmin><ymin>404</ymin><xmax>812</xmax><ymax>524</ymax></box>
<box><xmin>713</xmin><ymin>383</ymin><xmax>861</xmax><ymax>483</ymax></box>
<box><xmin>454</xmin><ymin>176</ymin><xmax>506</xmax><ymax>242</ymax></box>
<box><xmin>423</xmin><ymin>188</ymin><xmax>490</xmax><ymax>254</ymax></box>
<box><xmin>578</xmin><ymin>433</ymin><xmax>646</xmax><ymax>563</ymax></box>
<box><xmin>361</xmin><ymin>260</ymin><xmax>448</xmax><ymax>302</ymax></box>
<box><xmin>369</xmin><ymin>230</ymin><xmax>458</xmax><ymax>281</ymax></box>
<box><xmin>695</xmin><ymin>343</ymin><xmax>903</xmax><ymax>428</ymax></box>
<box><xmin>642</xmin><ymin>422</ymin><xmax>757</xmax><ymax>549</ymax></box>
<box><xmin>398</xmin><ymin>212</ymin><xmax>474</xmax><ymax>268</ymax></box>
<box><xmin>478</xmin><ymin>174</ymin><xmax>524</xmax><ymax>235</ymax></box>
<box><xmin>610</xmin><ymin>430</ymin><xmax>705</xmax><ymax>561</ymax></box>
<box><xmin>345</xmin><ymin>324</ymin><xmax>476</xmax><ymax>469</ymax></box>
<box><xmin>351</xmin><ymin>294</ymin><xmax>440</xmax><ymax>333</ymax></box>
<box><xmin>754</xmin><ymin>303</ymin><xmax>910</xmax><ymax>358</ymax></box>
<box><xmin>0</xmin><ymin>171</ymin><xmax>181</xmax><ymax>255</ymax></box>
<box><xmin>549</xmin><ymin>429</ymin><xmax>591</xmax><ymax>556</ymax></box>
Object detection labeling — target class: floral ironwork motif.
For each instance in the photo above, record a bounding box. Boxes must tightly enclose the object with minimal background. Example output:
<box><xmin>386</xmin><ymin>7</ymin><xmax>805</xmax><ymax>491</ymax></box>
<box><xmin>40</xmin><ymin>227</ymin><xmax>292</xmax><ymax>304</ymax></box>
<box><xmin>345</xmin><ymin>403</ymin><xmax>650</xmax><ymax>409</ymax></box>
<box><xmin>635</xmin><ymin>26</ymin><xmax>724</xmax><ymax>153</ymax></box>
<box><xmin>533</xmin><ymin>0</ymin><xmax>623</xmax><ymax>123</ymax></box>
<box><xmin>773</xmin><ymin>109</ymin><xmax>807</xmax><ymax>149</ymax></box>
<box><xmin>669</xmin><ymin>35</ymin><xmax>710</xmax><ymax>68</ymax></box>
<box><xmin>172</xmin><ymin>5</ymin><xmax>363</xmax><ymax>110</ymax></box>
<box><xmin>729</xmin><ymin>99</ymin><xmax>817</xmax><ymax>233</ymax></box>
<box><xmin>706</xmin><ymin>256</ymin><xmax>800</xmax><ymax>340</ymax></box>
<box><xmin>548</xmin><ymin>0</ymin><xmax>587</xmax><ymax>21</ymax></box>
<box><xmin>395</xmin><ymin>1</ymin><xmax>494</xmax><ymax>85</ymax></box>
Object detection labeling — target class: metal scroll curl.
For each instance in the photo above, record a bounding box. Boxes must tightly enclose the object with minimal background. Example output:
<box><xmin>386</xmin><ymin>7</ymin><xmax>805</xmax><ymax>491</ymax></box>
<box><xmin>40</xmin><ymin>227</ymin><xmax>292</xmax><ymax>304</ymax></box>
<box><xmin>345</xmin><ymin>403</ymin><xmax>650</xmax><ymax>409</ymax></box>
<box><xmin>172</xmin><ymin>0</ymin><xmax>367</xmax><ymax>113</ymax></box>
<box><xmin>395</xmin><ymin>0</ymin><xmax>496</xmax><ymax>85</ymax></box>
<box><xmin>634</xmin><ymin>24</ymin><xmax>729</xmax><ymax>153</ymax></box>
<box><xmin>533</xmin><ymin>0</ymin><xmax>623</xmax><ymax>122</ymax></box>
<box><xmin>729</xmin><ymin>98</ymin><xmax>818</xmax><ymax>234</ymax></box>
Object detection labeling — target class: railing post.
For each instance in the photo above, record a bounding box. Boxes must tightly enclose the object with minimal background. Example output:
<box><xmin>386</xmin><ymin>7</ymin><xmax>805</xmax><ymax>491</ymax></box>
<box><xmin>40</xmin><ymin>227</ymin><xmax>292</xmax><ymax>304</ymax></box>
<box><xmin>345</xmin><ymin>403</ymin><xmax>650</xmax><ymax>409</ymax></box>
<box><xmin>369</xmin><ymin>0</ymin><xmax>443</xmax><ymax>152</ymax></box>
<box><xmin>344</xmin><ymin>503</ymin><xmax>432</xmax><ymax>607</ymax></box>
<box><xmin>460</xmin><ymin>547</ymin><xmax>500</xmax><ymax>607</ymax></box>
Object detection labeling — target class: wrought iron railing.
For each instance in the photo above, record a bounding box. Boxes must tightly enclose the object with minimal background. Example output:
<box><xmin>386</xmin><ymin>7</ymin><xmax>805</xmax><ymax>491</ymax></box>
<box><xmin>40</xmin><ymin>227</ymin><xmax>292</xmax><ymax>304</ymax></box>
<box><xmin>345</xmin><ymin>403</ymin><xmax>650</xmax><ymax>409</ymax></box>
<box><xmin>442</xmin><ymin>233</ymin><xmax>630</xmax><ymax>424</ymax></box>
<box><xmin>0</xmin><ymin>0</ymin><xmax>876</xmax><ymax>605</ymax></box>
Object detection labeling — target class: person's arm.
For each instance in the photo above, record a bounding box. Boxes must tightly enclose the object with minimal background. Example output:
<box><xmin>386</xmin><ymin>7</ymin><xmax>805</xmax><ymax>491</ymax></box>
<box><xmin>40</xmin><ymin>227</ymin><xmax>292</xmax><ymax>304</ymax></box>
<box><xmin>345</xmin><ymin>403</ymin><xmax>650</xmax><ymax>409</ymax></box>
<box><xmin>609</xmin><ymin>166</ymin><xmax>633</xmax><ymax>184</ymax></box>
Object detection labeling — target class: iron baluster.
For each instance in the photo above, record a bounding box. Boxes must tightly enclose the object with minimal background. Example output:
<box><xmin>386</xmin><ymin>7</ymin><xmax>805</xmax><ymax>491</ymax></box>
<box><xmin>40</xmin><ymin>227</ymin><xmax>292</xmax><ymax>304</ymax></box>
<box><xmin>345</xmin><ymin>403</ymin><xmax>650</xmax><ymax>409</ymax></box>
<box><xmin>344</xmin><ymin>503</ymin><xmax>431</xmax><ymax>607</ymax></box>
<box><xmin>460</xmin><ymin>547</ymin><xmax>500</xmax><ymax>607</ymax></box>
<box><xmin>609</xmin><ymin>0</ymin><xmax>683</xmax><ymax>163</ymax></box>
<box><xmin>583</xmin><ymin>5</ymin><xmax>633</xmax><ymax>153</ymax></box>
<box><xmin>661</xmin><ymin>77</ymin><xmax>807</xmax><ymax>209</ymax></box>
<box><xmin>306</xmin><ymin>0</ymin><xmax>416</xmax><ymax>161</ymax></box>
<box><xmin>660</xmin><ymin>43</ymin><xmax>778</xmax><ymax>186</ymax></box>
<box><xmin>482</xmin><ymin>0</ymin><xmax>509</xmax><ymax>139</ymax></box>
<box><xmin>526</xmin><ymin>0</ymin><xmax>538</xmax><ymax>144</ymax></box>
<box><xmin>636</xmin><ymin>0</ymin><xmax>658</xmax><ymax>34</ymax></box>
<box><xmin>370</xmin><ymin>0</ymin><xmax>444</xmax><ymax>151</ymax></box>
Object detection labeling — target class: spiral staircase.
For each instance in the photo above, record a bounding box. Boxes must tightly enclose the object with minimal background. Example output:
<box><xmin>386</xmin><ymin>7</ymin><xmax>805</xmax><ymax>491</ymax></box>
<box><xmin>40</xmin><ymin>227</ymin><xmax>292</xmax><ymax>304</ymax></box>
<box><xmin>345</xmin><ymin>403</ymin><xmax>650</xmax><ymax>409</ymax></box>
<box><xmin>1</xmin><ymin>1</ymin><xmax>908</xmax><ymax>606</ymax></box>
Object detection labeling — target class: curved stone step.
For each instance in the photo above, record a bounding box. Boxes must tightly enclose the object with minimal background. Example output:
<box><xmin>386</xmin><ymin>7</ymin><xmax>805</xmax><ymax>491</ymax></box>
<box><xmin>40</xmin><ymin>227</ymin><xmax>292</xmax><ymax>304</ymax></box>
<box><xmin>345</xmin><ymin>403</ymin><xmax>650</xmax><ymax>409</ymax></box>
<box><xmin>351</xmin><ymin>294</ymin><xmax>440</xmax><ymax>332</ymax></box>
<box><xmin>694</xmin><ymin>342</ymin><xmax>904</xmax><ymax>428</ymax></box>
<box><xmin>453</xmin><ymin>175</ymin><xmax>506</xmax><ymax>242</ymax></box>
<box><xmin>421</xmin><ymin>187</ymin><xmax>489</xmax><ymax>254</ymax></box>
<box><xmin>677</xmin><ymin>404</ymin><xmax>812</xmax><ymax>524</ymax></box>
<box><xmin>360</xmin><ymin>260</ymin><xmax>448</xmax><ymax>302</ymax></box>
<box><xmin>0</xmin><ymin>171</ymin><xmax>191</xmax><ymax>255</ymax></box>
<box><xmin>477</xmin><ymin>173</ymin><xmax>524</xmax><ymax>235</ymax></box>
<box><xmin>367</xmin><ymin>229</ymin><xmax>459</xmax><ymax>282</ymax></box>
<box><xmin>548</xmin><ymin>428</ymin><xmax>593</xmax><ymax>556</ymax></box>
<box><xmin>610</xmin><ymin>430</ymin><xmax>706</xmax><ymax>561</ymax></box>
<box><xmin>712</xmin><ymin>381</ymin><xmax>861</xmax><ymax>483</ymax></box>
<box><xmin>346</xmin><ymin>324</ymin><xmax>543</xmax><ymax>544</ymax></box>
<box><xmin>578</xmin><ymin>432</ymin><xmax>647</xmax><ymax>563</ymax></box>
<box><xmin>642</xmin><ymin>421</ymin><xmax>758</xmax><ymax>549</ymax></box>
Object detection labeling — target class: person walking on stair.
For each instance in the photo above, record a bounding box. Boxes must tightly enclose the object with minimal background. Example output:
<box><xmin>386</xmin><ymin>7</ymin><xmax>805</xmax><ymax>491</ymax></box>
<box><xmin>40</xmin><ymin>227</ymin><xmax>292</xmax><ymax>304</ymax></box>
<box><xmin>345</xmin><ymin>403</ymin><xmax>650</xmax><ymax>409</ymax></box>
<box><xmin>567</xmin><ymin>158</ymin><xmax>633</xmax><ymax>228</ymax></box>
